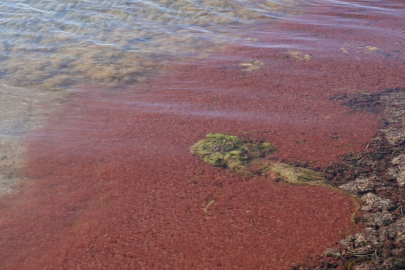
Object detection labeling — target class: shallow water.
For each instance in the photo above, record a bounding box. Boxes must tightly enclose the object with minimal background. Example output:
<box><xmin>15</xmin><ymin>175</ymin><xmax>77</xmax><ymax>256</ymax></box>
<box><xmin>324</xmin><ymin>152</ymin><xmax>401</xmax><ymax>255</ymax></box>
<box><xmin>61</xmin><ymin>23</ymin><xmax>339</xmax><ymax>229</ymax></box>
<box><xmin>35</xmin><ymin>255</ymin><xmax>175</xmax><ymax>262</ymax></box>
<box><xmin>0</xmin><ymin>0</ymin><xmax>299</xmax><ymax>90</ymax></box>
<box><xmin>0</xmin><ymin>0</ymin><xmax>300</xmax><ymax>192</ymax></box>
<box><xmin>1</xmin><ymin>0</ymin><xmax>405</xmax><ymax>269</ymax></box>
<box><xmin>0</xmin><ymin>0</ymin><xmax>402</xmax><ymax>92</ymax></box>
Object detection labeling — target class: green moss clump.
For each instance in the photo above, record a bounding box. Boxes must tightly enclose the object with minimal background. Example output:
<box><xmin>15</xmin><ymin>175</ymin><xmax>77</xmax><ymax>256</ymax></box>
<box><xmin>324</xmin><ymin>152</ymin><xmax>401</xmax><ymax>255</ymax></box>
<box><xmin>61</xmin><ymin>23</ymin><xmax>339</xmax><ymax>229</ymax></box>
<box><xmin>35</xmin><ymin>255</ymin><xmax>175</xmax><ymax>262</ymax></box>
<box><xmin>269</xmin><ymin>163</ymin><xmax>324</xmax><ymax>185</ymax></box>
<box><xmin>189</xmin><ymin>133</ymin><xmax>275</xmax><ymax>176</ymax></box>
<box><xmin>190</xmin><ymin>133</ymin><xmax>362</xmax><ymax>235</ymax></box>
<box><xmin>190</xmin><ymin>133</ymin><xmax>322</xmax><ymax>184</ymax></box>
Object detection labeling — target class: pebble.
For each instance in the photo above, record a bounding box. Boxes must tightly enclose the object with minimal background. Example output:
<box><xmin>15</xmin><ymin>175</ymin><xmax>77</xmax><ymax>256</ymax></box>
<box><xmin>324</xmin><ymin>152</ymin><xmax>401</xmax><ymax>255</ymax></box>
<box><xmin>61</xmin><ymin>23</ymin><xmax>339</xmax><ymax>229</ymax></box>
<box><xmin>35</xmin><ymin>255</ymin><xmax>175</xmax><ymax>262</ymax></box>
<box><xmin>361</xmin><ymin>193</ymin><xmax>395</xmax><ymax>212</ymax></box>
<box><xmin>339</xmin><ymin>178</ymin><xmax>374</xmax><ymax>195</ymax></box>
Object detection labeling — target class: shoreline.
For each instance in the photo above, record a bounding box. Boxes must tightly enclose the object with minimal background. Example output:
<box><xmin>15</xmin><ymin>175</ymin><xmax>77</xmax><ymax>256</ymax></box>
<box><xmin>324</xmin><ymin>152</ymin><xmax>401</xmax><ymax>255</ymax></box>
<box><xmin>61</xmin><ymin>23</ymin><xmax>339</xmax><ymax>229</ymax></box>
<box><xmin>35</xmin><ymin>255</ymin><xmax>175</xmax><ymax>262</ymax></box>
<box><xmin>292</xmin><ymin>88</ymin><xmax>405</xmax><ymax>269</ymax></box>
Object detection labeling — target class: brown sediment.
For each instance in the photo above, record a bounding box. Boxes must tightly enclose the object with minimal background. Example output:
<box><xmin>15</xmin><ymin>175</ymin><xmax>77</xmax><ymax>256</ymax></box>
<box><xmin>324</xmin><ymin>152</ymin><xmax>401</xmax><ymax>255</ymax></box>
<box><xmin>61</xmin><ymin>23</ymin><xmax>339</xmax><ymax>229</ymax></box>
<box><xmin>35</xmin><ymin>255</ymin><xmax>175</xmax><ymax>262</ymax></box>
<box><xmin>1</xmin><ymin>1</ymin><xmax>405</xmax><ymax>269</ymax></box>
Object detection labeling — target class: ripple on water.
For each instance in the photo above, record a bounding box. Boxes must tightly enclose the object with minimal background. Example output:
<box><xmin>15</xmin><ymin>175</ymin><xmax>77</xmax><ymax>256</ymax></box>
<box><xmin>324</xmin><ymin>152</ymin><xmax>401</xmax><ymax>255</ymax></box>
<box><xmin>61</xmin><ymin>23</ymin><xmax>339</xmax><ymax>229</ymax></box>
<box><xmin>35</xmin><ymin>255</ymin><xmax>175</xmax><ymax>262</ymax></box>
<box><xmin>0</xmin><ymin>0</ymin><xmax>300</xmax><ymax>90</ymax></box>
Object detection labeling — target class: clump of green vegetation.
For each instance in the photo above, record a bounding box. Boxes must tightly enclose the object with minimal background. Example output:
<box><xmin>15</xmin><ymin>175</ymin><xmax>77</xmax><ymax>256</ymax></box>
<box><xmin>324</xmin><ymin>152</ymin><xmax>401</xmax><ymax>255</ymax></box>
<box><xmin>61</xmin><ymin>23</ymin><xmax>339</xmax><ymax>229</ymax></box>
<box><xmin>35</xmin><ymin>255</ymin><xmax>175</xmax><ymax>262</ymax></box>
<box><xmin>269</xmin><ymin>163</ymin><xmax>324</xmax><ymax>185</ymax></box>
<box><xmin>189</xmin><ymin>133</ymin><xmax>324</xmax><ymax>183</ymax></box>
<box><xmin>189</xmin><ymin>133</ymin><xmax>275</xmax><ymax>176</ymax></box>
<box><xmin>190</xmin><ymin>133</ymin><xmax>334</xmax><ymax>185</ymax></box>
<box><xmin>190</xmin><ymin>133</ymin><xmax>361</xmax><ymax>232</ymax></box>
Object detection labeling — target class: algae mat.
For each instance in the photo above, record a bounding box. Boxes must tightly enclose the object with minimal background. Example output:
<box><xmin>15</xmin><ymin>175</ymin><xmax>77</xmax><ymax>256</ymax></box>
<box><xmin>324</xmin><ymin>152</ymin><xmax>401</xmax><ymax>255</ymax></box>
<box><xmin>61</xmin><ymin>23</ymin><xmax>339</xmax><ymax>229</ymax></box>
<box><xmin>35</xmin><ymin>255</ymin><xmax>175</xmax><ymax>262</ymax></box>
<box><xmin>190</xmin><ymin>133</ymin><xmax>361</xmax><ymax>230</ymax></box>
<box><xmin>0</xmin><ymin>88</ymin><xmax>356</xmax><ymax>269</ymax></box>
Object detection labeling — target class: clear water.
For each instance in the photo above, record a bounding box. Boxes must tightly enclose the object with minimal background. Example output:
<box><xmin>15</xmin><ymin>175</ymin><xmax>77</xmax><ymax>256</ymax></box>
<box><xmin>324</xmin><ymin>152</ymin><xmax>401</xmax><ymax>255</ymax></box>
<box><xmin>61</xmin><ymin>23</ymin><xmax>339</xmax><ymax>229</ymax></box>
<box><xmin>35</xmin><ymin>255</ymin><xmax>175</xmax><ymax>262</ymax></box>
<box><xmin>0</xmin><ymin>0</ymin><xmax>404</xmax><ymax>184</ymax></box>
<box><xmin>1</xmin><ymin>0</ymin><xmax>405</xmax><ymax>268</ymax></box>
<box><xmin>0</xmin><ymin>0</ymin><xmax>403</xmax><ymax>92</ymax></box>
<box><xmin>0</xmin><ymin>0</ymin><xmax>302</xmax><ymax>188</ymax></box>
<box><xmin>0</xmin><ymin>0</ymin><xmax>403</xmax><ymax>182</ymax></box>
<box><xmin>0</xmin><ymin>0</ymin><xmax>299</xmax><ymax>90</ymax></box>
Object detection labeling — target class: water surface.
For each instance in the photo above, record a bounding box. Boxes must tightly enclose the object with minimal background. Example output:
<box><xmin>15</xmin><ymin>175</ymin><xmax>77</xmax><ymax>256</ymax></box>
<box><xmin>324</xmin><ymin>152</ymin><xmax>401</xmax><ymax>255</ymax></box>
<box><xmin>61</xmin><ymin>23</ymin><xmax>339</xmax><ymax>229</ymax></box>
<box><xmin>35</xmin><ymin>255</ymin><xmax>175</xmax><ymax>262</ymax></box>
<box><xmin>1</xmin><ymin>0</ymin><xmax>405</xmax><ymax>269</ymax></box>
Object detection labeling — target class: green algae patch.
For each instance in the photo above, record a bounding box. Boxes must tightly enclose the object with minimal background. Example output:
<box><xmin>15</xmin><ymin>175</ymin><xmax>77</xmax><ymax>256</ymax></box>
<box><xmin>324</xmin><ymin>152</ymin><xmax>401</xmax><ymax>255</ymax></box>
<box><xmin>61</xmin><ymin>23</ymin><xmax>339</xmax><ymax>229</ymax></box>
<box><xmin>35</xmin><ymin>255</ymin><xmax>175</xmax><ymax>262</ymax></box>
<box><xmin>189</xmin><ymin>133</ymin><xmax>323</xmax><ymax>184</ymax></box>
<box><xmin>189</xmin><ymin>133</ymin><xmax>323</xmax><ymax>183</ymax></box>
<box><xmin>189</xmin><ymin>133</ymin><xmax>275</xmax><ymax>176</ymax></box>
<box><xmin>190</xmin><ymin>133</ymin><xmax>336</xmax><ymax>186</ymax></box>
<box><xmin>190</xmin><ymin>133</ymin><xmax>362</xmax><ymax>234</ymax></box>
<box><xmin>269</xmin><ymin>163</ymin><xmax>324</xmax><ymax>185</ymax></box>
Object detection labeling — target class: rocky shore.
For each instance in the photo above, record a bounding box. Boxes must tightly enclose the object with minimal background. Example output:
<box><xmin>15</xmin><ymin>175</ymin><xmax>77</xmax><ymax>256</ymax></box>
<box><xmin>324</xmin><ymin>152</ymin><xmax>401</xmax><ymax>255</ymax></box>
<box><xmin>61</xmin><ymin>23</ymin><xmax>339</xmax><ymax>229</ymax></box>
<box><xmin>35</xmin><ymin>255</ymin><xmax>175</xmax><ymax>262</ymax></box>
<box><xmin>295</xmin><ymin>88</ymin><xmax>405</xmax><ymax>270</ymax></box>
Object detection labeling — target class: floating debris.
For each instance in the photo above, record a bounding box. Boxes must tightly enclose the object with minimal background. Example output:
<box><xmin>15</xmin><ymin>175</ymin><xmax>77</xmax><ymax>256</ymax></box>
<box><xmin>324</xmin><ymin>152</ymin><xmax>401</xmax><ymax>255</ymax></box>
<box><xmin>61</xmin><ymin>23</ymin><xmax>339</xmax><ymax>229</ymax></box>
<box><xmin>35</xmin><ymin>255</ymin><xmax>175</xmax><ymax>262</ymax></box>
<box><xmin>288</xmin><ymin>50</ymin><xmax>313</xmax><ymax>61</ymax></box>
<box><xmin>238</xmin><ymin>60</ymin><xmax>264</xmax><ymax>72</ymax></box>
<box><xmin>365</xmin><ymin>46</ymin><xmax>379</xmax><ymax>52</ymax></box>
<box><xmin>245</xmin><ymin>37</ymin><xmax>258</xmax><ymax>42</ymax></box>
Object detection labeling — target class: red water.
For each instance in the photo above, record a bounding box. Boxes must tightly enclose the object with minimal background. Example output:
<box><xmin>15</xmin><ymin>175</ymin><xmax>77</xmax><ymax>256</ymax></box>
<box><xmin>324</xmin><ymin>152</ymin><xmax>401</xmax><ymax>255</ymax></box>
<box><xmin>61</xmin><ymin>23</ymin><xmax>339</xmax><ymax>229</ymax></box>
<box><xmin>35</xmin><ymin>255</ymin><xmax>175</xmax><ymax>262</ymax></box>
<box><xmin>1</xmin><ymin>1</ymin><xmax>405</xmax><ymax>269</ymax></box>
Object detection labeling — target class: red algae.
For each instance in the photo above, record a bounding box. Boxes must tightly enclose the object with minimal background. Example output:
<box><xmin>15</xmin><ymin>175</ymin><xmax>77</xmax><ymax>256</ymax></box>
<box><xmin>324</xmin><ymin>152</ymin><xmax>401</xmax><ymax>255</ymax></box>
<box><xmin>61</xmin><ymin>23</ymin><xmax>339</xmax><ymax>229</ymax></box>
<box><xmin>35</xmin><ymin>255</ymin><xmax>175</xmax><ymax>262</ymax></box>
<box><xmin>2</xmin><ymin>1</ymin><xmax>405</xmax><ymax>269</ymax></box>
<box><xmin>0</xmin><ymin>88</ymin><xmax>355</xmax><ymax>269</ymax></box>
